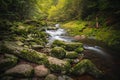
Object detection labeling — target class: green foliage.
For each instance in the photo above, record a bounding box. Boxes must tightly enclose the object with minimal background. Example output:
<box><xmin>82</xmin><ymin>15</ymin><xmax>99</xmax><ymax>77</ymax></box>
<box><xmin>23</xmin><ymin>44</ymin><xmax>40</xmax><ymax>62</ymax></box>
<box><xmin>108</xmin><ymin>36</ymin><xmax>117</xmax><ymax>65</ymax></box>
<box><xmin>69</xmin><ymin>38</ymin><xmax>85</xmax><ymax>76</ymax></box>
<box><xmin>95</xmin><ymin>27</ymin><xmax>120</xmax><ymax>49</ymax></box>
<box><xmin>0</xmin><ymin>0</ymin><xmax>39</xmax><ymax>20</ymax></box>
<box><xmin>62</xmin><ymin>20</ymin><xmax>87</xmax><ymax>36</ymax></box>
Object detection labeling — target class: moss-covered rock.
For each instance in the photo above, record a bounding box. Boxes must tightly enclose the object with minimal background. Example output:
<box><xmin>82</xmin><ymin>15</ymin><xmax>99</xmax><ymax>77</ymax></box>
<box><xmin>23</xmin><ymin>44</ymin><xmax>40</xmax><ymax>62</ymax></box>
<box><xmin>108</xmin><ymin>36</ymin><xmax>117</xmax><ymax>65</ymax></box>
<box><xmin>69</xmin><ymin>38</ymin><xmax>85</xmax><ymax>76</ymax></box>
<box><xmin>45</xmin><ymin>74</ymin><xmax>58</xmax><ymax>80</ymax></box>
<box><xmin>0</xmin><ymin>54</ymin><xmax>18</xmax><ymax>72</ymax></box>
<box><xmin>0</xmin><ymin>76</ymin><xmax>14</xmax><ymax>80</ymax></box>
<box><xmin>64</xmin><ymin>42</ymin><xmax>83</xmax><ymax>51</ymax></box>
<box><xmin>5</xmin><ymin>64</ymin><xmax>34</xmax><ymax>77</ymax></box>
<box><xmin>70</xmin><ymin>59</ymin><xmax>103</xmax><ymax>78</ymax></box>
<box><xmin>75</xmin><ymin>47</ymin><xmax>84</xmax><ymax>53</ymax></box>
<box><xmin>51</xmin><ymin>47</ymin><xmax>66</xmax><ymax>59</ymax></box>
<box><xmin>58</xmin><ymin>75</ymin><xmax>73</xmax><ymax>80</ymax></box>
<box><xmin>20</xmin><ymin>49</ymin><xmax>48</xmax><ymax>64</ymax></box>
<box><xmin>31</xmin><ymin>45</ymin><xmax>44</xmax><ymax>50</ymax></box>
<box><xmin>66</xmin><ymin>51</ymin><xmax>78</xmax><ymax>59</ymax></box>
<box><xmin>51</xmin><ymin>40</ymin><xmax>65</xmax><ymax>48</ymax></box>
<box><xmin>47</xmin><ymin>56</ymin><xmax>71</xmax><ymax>73</ymax></box>
<box><xmin>47</xmin><ymin>27</ymin><xmax>58</xmax><ymax>30</ymax></box>
<box><xmin>1</xmin><ymin>41</ymin><xmax>48</xmax><ymax>64</ymax></box>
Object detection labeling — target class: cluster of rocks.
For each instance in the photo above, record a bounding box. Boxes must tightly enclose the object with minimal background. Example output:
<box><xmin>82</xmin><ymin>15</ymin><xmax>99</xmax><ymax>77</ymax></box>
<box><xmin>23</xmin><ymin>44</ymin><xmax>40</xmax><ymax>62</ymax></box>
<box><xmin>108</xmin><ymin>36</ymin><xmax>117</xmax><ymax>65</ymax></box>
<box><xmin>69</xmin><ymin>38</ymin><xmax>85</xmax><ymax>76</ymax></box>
<box><xmin>0</xmin><ymin>39</ymin><xmax>103</xmax><ymax>80</ymax></box>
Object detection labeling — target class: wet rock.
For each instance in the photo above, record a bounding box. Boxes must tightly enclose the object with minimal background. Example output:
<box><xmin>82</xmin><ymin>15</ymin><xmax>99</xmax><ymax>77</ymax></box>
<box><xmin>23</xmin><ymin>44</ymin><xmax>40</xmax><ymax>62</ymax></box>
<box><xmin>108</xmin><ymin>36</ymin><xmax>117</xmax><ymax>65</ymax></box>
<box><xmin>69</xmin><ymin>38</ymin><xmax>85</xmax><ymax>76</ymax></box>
<box><xmin>75</xmin><ymin>47</ymin><xmax>84</xmax><ymax>53</ymax></box>
<box><xmin>52</xmin><ymin>40</ymin><xmax>83</xmax><ymax>51</ymax></box>
<box><xmin>34</xmin><ymin>65</ymin><xmax>50</xmax><ymax>77</ymax></box>
<box><xmin>74</xmin><ymin>35</ymin><xmax>86</xmax><ymax>41</ymax></box>
<box><xmin>58</xmin><ymin>75</ymin><xmax>73</xmax><ymax>80</ymax></box>
<box><xmin>47</xmin><ymin>27</ymin><xmax>58</xmax><ymax>30</ymax></box>
<box><xmin>66</xmin><ymin>51</ymin><xmax>78</xmax><ymax>59</ymax></box>
<box><xmin>45</xmin><ymin>74</ymin><xmax>58</xmax><ymax>80</ymax></box>
<box><xmin>0</xmin><ymin>76</ymin><xmax>14</xmax><ymax>80</ymax></box>
<box><xmin>47</xmin><ymin>56</ymin><xmax>71</xmax><ymax>73</ymax></box>
<box><xmin>51</xmin><ymin>40</ymin><xmax>65</xmax><ymax>48</ymax></box>
<box><xmin>1</xmin><ymin>41</ymin><xmax>48</xmax><ymax>64</ymax></box>
<box><xmin>51</xmin><ymin>47</ymin><xmax>66</xmax><ymax>59</ymax></box>
<box><xmin>70</xmin><ymin>59</ymin><xmax>103</xmax><ymax>78</ymax></box>
<box><xmin>31</xmin><ymin>45</ymin><xmax>44</xmax><ymax>50</ymax></box>
<box><xmin>63</xmin><ymin>59</ymin><xmax>74</xmax><ymax>64</ymax></box>
<box><xmin>0</xmin><ymin>54</ymin><xmax>18</xmax><ymax>72</ymax></box>
<box><xmin>65</xmin><ymin>42</ymin><xmax>83</xmax><ymax>51</ymax></box>
<box><xmin>20</xmin><ymin>49</ymin><xmax>48</xmax><ymax>64</ymax></box>
<box><xmin>5</xmin><ymin>64</ymin><xmax>33</xmax><ymax>77</ymax></box>
<box><xmin>73</xmin><ymin>59</ymin><xmax>80</xmax><ymax>64</ymax></box>
<box><xmin>15</xmin><ymin>41</ymin><xmax>24</xmax><ymax>46</ymax></box>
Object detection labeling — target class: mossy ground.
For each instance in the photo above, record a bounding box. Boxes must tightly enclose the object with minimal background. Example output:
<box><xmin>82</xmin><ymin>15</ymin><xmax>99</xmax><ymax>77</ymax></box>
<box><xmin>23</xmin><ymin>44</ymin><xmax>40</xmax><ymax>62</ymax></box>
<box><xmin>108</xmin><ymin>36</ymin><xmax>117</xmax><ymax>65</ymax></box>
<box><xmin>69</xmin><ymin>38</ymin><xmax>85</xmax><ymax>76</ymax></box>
<box><xmin>62</xmin><ymin>20</ymin><xmax>120</xmax><ymax>51</ymax></box>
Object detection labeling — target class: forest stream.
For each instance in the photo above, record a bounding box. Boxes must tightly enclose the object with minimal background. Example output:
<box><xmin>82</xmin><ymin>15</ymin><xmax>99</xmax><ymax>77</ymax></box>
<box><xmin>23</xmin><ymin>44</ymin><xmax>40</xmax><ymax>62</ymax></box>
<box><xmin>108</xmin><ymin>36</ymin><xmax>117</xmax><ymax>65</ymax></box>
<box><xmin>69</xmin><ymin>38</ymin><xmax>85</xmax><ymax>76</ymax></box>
<box><xmin>0</xmin><ymin>0</ymin><xmax>120</xmax><ymax>80</ymax></box>
<box><xmin>46</xmin><ymin>24</ymin><xmax>120</xmax><ymax>80</ymax></box>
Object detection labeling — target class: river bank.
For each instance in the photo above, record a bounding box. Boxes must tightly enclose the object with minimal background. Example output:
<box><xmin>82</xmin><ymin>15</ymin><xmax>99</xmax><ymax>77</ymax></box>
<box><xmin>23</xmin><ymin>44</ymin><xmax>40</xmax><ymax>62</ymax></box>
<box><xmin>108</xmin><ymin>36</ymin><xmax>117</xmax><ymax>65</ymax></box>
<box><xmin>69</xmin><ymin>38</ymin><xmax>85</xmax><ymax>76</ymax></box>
<box><xmin>0</xmin><ymin>21</ymin><xmax>119</xmax><ymax>80</ymax></box>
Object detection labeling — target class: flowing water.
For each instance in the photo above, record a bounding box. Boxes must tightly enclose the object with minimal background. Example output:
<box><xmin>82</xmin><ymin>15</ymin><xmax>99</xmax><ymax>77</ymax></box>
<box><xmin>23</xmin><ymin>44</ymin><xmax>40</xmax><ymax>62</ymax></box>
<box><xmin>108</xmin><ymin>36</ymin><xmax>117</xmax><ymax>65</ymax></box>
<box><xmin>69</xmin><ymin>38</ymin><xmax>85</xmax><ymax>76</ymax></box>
<box><xmin>46</xmin><ymin>25</ymin><xmax>74</xmax><ymax>45</ymax></box>
<box><xmin>46</xmin><ymin>24</ymin><xmax>120</xmax><ymax>80</ymax></box>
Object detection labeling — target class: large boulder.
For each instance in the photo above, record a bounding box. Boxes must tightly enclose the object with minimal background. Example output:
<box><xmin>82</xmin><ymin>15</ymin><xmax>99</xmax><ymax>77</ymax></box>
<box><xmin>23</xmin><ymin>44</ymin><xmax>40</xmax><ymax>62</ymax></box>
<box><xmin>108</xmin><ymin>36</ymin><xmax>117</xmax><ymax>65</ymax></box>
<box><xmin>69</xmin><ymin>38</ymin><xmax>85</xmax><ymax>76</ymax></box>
<box><xmin>5</xmin><ymin>64</ymin><xmax>33</xmax><ymax>77</ymax></box>
<box><xmin>1</xmin><ymin>41</ymin><xmax>48</xmax><ymax>64</ymax></box>
<box><xmin>70</xmin><ymin>59</ymin><xmax>103</xmax><ymax>78</ymax></box>
<box><xmin>51</xmin><ymin>40</ymin><xmax>83</xmax><ymax>51</ymax></box>
<box><xmin>64</xmin><ymin>42</ymin><xmax>83</xmax><ymax>51</ymax></box>
<box><xmin>0</xmin><ymin>54</ymin><xmax>18</xmax><ymax>72</ymax></box>
<box><xmin>1</xmin><ymin>41</ymin><xmax>71</xmax><ymax>73</ymax></box>
<box><xmin>45</xmin><ymin>74</ymin><xmax>58</xmax><ymax>80</ymax></box>
<box><xmin>51</xmin><ymin>47</ymin><xmax>66</xmax><ymax>59</ymax></box>
<box><xmin>66</xmin><ymin>51</ymin><xmax>78</xmax><ymax>59</ymax></box>
<box><xmin>47</xmin><ymin>56</ymin><xmax>71</xmax><ymax>73</ymax></box>
<box><xmin>34</xmin><ymin>65</ymin><xmax>50</xmax><ymax>77</ymax></box>
<box><xmin>58</xmin><ymin>75</ymin><xmax>73</xmax><ymax>80</ymax></box>
<box><xmin>51</xmin><ymin>40</ymin><xmax>65</xmax><ymax>48</ymax></box>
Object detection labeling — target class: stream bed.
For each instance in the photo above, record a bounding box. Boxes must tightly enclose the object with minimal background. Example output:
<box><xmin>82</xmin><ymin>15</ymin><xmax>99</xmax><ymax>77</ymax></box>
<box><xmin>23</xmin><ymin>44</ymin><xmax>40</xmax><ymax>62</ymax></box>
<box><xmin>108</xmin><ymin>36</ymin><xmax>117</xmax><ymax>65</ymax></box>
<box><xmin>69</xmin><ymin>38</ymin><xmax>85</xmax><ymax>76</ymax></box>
<box><xmin>45</xmin><ymin>24</ymin><xmax>120</xmax><ymax>80</ymax></box>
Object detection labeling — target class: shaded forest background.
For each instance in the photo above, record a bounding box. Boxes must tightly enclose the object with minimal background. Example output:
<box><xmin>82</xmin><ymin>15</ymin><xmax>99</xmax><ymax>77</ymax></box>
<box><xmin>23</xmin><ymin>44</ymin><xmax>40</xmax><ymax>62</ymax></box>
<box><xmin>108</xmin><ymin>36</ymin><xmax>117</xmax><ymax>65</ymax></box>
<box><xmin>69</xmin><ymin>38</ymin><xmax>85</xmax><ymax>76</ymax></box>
<box><xmin>0</xmin><ymin>0</ymin><xmax>120</xmax><ymax>50</ymax></box>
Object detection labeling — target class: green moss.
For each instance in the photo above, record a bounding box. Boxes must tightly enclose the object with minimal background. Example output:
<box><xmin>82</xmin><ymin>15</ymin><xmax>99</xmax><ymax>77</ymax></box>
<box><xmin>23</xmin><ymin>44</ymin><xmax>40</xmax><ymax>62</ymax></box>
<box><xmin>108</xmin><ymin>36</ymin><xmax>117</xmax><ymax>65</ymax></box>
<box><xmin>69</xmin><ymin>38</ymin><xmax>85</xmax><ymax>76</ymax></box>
<box><xmin>51</xmin><ymin>47</ymin><xmax>66</xmax><ymax>59</ymax></box>
<box><xmin>45</xmin><ymin>74</ymin><xmax>58</xmax><ymax>80</ymax></box>
<box><xmin>47</xmin><ymin>57</ymin><xmax>71</xmax><ymax>73</ymax></box>
<box><xmin>75</xmin><ymin>47</ymin><xmax>84</xmax><ymax>53</ymax></box>
<box><xmin>49</xmin><ymin>61</ymin><xmax>71</xmax><ymax>73</ymax></box>
<box><xmin>51</xmin><ymin>40</ymin><xmax>65</xmax><ymax>48</ymax></box>
<box><xmin>21</xmin><ymin>49</ymin><xmax>48</xmax><ymax>64</ymax></box>
<box><xmin>0</xmin><ymin>54</ymin><xmax>18</xmax><ymax>72</ymax></box>
<box><xmin>70</xmin><ymin>59</ymin><xmax>103</xmax><ymax>78</ymax></box>
<box><xmin>64</xmin><ymin>42</ymin><xmax>83</xmax><ymax>51</ymax></box>
<box><xmin>62</xmin><ymin>20</ymin><xmax>87</xmax><ymax>36</ymax></box>
<box><xmin>66</xmin><ymin>51</ymin><xmax>78</xmax><ymax>59</ymax></box>
<box><xmin>51</xmin><ymin>40</ymin><xmax>84</xmax><ymax>51</ymax></box>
